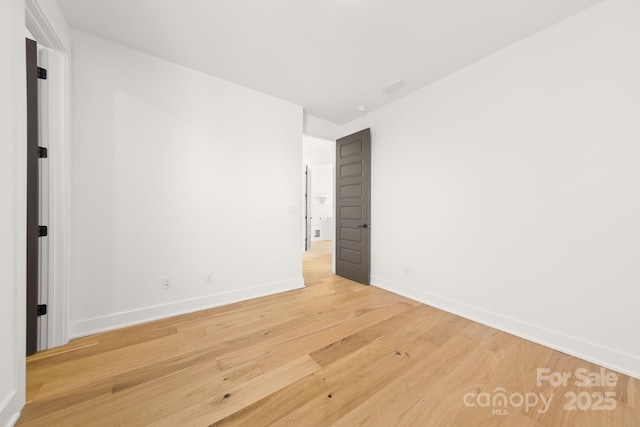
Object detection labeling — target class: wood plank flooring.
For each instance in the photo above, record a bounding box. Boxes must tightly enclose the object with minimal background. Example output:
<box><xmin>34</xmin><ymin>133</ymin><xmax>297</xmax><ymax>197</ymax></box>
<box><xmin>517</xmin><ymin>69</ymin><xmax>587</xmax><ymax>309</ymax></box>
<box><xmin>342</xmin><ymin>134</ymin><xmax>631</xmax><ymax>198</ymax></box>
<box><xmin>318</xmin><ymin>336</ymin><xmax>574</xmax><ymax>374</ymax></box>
<box><xmin>18</xmin><ymin>240</ymin><xmax>640</xmax><ymax>426</ymax></box>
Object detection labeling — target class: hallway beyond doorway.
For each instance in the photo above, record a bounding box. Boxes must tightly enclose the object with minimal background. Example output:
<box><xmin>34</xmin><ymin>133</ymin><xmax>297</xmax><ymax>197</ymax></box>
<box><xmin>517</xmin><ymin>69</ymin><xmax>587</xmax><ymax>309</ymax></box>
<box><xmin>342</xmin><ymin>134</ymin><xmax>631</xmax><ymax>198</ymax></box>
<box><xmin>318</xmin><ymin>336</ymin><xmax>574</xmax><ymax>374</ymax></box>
<box><xmin>303</xmin><ymin>240</ymin><xmax>332</xmax><ymax>286</ymax></box>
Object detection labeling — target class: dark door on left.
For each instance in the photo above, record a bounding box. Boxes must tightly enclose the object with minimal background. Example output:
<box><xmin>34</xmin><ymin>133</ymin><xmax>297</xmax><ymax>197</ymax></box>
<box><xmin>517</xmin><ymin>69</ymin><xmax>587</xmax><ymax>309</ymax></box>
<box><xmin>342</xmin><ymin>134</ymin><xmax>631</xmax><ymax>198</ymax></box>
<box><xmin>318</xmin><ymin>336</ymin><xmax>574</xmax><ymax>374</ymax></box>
<box><xmin>25</xmin><ymin>38</ymin><xmax>39</xmax><ymax>356</ymax></box>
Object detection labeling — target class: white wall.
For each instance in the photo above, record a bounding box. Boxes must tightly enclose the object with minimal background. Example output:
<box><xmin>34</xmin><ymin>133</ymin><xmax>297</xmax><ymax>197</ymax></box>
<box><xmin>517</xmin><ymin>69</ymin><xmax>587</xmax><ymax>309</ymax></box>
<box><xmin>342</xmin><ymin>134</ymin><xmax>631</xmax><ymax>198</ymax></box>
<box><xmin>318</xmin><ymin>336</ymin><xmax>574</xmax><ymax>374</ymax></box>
<box><xmin>309</xmin><ymin>165</ymin><xmax>333</xmax><ymax>198</ymax></box>
<box><xmin>69</xmin><ymin>30</ymin><xmax>303</xmax><ymax>337</ymax></box>
<box><xmin>308</xmin><ymin>164</ymin><xmax>334</xmax><ymax>242</ymax></box>
<box><xmin>1</xmin><ymin>0</ymin><xmax>27</xmax><ymax>425</ymax></box>
<box><xmin>303</xmin><ymin>114</ymin><xmax>341</xmax><ymax>141</ymax></box>
<box><xmin>343</xmin><ymin>0</ymin><xmax>640</xmax><ymax>378</ymax></box>
<box><xmin>303</xmin><ymin>135</ymin><xmax>334</xmax><ymax>165</ymax></box>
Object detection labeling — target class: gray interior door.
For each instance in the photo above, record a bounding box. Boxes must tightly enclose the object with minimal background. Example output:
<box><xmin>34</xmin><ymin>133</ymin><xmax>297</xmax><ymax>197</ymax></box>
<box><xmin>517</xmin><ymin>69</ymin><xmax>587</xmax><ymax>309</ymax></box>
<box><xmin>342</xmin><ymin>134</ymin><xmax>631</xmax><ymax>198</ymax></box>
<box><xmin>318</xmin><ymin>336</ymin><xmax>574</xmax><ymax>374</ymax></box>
<box><xmin>305</xmin><ymin>166</ymin><xmax>312</xmax><ymax>251</ymax></box>
<box><xmin>335</xmin><ymin>129</ymin><xmax>371</xmax><ymax>284</ymax></box>
<box><xmin>26</xmin><ymin>38</ymin><xmax>39</xmax><ymax>356</ymax></box>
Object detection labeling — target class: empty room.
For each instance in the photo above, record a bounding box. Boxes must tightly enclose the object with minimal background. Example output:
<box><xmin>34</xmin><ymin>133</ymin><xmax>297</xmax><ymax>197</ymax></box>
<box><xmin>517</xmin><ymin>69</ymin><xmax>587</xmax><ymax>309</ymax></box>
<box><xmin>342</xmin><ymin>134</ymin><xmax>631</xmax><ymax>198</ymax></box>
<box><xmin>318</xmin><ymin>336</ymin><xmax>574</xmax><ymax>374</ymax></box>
<box><xmin>2</xmin><ymin>0</ymin><xmax>640</xmax><ymax>425</ymax></box>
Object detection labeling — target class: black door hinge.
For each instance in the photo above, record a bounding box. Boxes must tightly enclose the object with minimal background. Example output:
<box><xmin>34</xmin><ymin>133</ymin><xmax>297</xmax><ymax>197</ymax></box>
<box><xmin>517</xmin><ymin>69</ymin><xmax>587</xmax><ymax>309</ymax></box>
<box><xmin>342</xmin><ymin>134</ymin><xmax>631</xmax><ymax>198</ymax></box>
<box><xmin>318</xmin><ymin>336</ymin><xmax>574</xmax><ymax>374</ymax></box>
<box><xmin>37</xmin><ymin>67</ymin><xmax>47</xmax><ymax>80</ymax></box>
<box><xmin>38</xmin><ymin>146</ymin><xmax>48</xmax><ymax>158</ymax></box>
<box><xmin>37</xmin><ymin>304</ymin><xmax>47</xmax><ymax>316</ymax></box>
<box><xmin>38</xmin><ymin>225</ymin><xmax>48</xmax><ymax>237</ymax></box>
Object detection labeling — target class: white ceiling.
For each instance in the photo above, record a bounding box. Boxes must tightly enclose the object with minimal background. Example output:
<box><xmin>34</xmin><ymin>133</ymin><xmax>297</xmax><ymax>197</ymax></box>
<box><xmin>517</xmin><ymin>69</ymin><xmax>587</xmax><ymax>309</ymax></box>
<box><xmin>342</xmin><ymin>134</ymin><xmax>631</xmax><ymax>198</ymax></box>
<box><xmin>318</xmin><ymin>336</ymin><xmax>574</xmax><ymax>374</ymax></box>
<box><xmin>56</xmin><ymin>0</ymin><xmax>600</xmax><ymax>124</ymax></box>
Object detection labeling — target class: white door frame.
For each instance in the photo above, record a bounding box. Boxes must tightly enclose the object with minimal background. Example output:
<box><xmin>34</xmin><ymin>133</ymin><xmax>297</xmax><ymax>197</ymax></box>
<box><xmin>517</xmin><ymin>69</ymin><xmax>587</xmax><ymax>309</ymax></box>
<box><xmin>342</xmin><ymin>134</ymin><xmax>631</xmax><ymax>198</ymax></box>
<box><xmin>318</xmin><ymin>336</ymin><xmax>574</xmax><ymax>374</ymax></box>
<box><xmin>26</xmin><ymin>0</ymin><xmax>70</xmax><ymax>349</ymax></box>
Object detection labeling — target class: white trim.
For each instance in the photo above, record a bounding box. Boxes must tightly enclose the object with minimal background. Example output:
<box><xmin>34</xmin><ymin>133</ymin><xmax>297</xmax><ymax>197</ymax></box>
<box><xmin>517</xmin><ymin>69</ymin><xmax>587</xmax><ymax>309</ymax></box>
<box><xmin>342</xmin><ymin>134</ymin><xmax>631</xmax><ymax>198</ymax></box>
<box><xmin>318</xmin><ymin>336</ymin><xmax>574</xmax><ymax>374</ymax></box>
<box><xmin>25</xmin><ymin>1</ymin><xmax>71</xmax><ymax>350</ymax></box>
<box><xmin>70</xmin><ymin>278</ymin><xmax>305</xmax><ymax>338</ymax></box>
<box><xmin>41</xmin><ymin>48</ymin><xmax>70</xmax><ymax>348</ymax></box>
<box><xmin>24</xmin><ymin>0</ymin><xmax>65</xmax><ymax>51</ymax></box>
<box><xmin>3</xmin><ymin>413</ymin><xmax>20</xmax><ymax>427</ymax></box>
<box><xmin>371</xmin><ymin>275</ymin><xmax>640</xmax><ymax>380</ymax></box>
<box><xmin>0</xmin><ymin>391</ymin><xmax>20</xmax><ymax>427</ymax></box>
<box><xmin>37</xmin><ymin>45</ymin><xmax>50</xmax><ymax>351</ymax></box>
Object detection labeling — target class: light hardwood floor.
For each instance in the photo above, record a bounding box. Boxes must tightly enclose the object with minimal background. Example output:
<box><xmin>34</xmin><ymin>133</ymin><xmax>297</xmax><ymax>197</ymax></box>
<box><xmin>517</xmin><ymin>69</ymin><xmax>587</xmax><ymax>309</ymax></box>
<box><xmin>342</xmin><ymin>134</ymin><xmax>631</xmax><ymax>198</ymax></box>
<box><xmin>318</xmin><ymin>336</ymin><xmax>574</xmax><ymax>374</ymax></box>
<box><xmin>18</xmin><ymin>240</ymin><xmax>640</xmax><ymax>426</ymax></box>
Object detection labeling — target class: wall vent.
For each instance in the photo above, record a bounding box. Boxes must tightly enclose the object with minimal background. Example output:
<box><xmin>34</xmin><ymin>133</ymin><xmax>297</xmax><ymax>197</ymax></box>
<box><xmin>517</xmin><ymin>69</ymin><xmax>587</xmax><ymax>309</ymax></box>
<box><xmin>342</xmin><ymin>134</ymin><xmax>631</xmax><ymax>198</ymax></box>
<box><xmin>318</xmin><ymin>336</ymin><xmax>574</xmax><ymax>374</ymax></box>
<box><xmin>382</xmin><ymin>80</ymin><xmax>408</xmax><ymax>95</ymax></box>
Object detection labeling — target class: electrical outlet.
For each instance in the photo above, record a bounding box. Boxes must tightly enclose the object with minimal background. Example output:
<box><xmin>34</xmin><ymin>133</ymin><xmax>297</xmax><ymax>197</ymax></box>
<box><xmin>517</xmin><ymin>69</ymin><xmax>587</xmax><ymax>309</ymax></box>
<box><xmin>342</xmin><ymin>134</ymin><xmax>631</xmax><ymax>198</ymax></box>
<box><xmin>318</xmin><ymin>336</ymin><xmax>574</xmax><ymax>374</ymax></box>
<box><xmin>161</xmin><ymin>278</ymin><xmax>171</xmax><ymax>290</ymax></box>
<box><xmin>204</xmin><ymin>272</ymin><xmax>213</xmax><ymax>284</ymax></box>
<box><xmin>403</xmin><ymin>266</ymin><xmax>410</xmax><ymax>276</ymax></box>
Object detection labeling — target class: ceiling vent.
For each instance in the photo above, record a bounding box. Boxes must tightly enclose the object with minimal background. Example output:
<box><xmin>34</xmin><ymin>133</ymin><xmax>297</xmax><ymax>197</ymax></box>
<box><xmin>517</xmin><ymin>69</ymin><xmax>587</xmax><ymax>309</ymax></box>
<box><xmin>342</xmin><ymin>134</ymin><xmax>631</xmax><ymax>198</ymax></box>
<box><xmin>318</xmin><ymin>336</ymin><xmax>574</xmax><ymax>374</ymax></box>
<box><xmin>382</xmin><ymin>80</ymin><xmax>408</xmax><ymax>95</ymax></box>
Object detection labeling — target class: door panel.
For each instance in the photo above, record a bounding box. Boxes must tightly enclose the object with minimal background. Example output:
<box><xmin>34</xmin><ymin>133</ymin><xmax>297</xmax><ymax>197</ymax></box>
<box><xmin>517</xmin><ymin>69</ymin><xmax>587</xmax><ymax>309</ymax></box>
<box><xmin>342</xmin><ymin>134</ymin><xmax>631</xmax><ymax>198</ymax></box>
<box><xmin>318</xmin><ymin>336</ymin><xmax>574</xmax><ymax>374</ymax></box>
<box><xmin>335</xmin><ymin>129</ymin><xmax>371</xmax><ymax>284</ymax></box>
<box><xmin>340</xmin><ymin>140</ymin><xmax>364</xmax><ymax>157</ymax></box>
<box><xmin>340</xmin><ymin>227</ymin><xmax>362</xmax><ymax>243</ymax></box>
<box><xmin>340</xmin><ymin>161</ymin><xmax>362</xmax><ymax>178</ymax></box>
<box><xmin>340</xmin><ymin>184</ymin><xmax>362</xmax><ymax>198</ymax></box>
<box><xmin>26</xmin><ymin>38</ymin><xmax>39</xmax><ymax>356</ymax></box>
<box><xmin>340</xmin><ymin>206</ymin><xmax>362</xmax><ymax>220</ymax></box>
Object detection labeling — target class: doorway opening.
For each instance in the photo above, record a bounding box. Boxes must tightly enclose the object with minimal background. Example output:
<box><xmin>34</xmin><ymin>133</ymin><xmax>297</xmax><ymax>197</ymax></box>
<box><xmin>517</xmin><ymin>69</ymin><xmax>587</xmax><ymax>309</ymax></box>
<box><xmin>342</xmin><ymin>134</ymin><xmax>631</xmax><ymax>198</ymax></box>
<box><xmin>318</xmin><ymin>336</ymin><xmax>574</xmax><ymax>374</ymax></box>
<box><xmin>25</xmin><ymin>5</ymin><xmax>71</xmax><ymax>353</ymax></box>
<box><xmin>26</xmin><ymin>34</ymin><xmax>53</xmax><ymax>355</ymax></box>
<box><xmin>302</xmin><ymin>135</ymin><xmax>335</xmax><ymax>285</ymax></box>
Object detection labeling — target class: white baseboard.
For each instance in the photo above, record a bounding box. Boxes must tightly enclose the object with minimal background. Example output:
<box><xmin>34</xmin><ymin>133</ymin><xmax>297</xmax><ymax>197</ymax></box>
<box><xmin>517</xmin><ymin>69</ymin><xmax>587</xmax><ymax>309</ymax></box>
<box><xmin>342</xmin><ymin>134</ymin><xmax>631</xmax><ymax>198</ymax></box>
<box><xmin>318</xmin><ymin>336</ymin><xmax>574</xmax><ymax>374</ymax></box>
<box><xmin>0</xmin><ymin>391</ymin><xmax>21</xmax><ymax>427</ymax></box>
<box><xmin>371</xmin><ymin>275</ymin><xmax>640</xmax><ymax>380</ymax></box>
<box><xmin>70</xmin><ymin>278</ymin><xmax>304</xmax><ymax>338</ymax></box>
